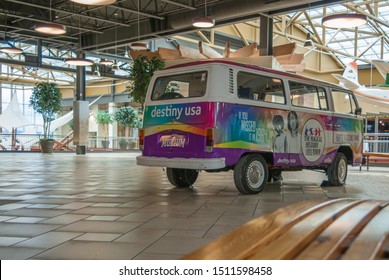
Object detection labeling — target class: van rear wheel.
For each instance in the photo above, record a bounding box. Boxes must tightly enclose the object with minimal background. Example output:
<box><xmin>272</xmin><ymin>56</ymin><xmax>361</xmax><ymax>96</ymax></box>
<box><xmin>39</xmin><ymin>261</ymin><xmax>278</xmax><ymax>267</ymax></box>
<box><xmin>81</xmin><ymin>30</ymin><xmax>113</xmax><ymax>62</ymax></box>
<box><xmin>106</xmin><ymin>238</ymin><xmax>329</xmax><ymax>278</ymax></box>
<box><xmin>166</xmin><ymin>168</ymin><xmax>198</xmax><ymax>188</ymax></box>
<box><xmin>234</xmin><ymin>154</ymin><xmax>268</xmax><ymax>194</ymax></box>
<box><xmin>327</xmin><ymin>152</ymin><xmax>348</xmax><ymax>186</ymax></box>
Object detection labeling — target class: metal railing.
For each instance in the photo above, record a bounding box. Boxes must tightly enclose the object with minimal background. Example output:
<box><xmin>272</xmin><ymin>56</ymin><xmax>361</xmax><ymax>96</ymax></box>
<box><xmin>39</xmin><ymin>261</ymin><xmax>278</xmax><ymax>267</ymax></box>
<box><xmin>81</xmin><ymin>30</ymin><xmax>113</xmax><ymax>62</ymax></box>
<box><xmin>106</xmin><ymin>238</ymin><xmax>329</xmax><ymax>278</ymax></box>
<box><xmin>363</xmin><ymin>133</ymin><xmax>389</xmax><ymax>153</ymax></box>
<box><xmin>0</xmin><ymin>133</ymin><xmax>139</xmax><ymax>151</ymax></box>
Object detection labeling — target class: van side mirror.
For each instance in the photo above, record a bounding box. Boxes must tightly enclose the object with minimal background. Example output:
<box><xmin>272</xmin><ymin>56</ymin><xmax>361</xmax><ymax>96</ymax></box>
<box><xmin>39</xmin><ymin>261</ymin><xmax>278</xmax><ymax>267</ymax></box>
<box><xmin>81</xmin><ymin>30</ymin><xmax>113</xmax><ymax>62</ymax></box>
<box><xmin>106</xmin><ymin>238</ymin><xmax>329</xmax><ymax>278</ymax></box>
<box><xmin>355</xmin><ymin>107</ymin><xmax>362</xmax><ymax>115</ymax></box>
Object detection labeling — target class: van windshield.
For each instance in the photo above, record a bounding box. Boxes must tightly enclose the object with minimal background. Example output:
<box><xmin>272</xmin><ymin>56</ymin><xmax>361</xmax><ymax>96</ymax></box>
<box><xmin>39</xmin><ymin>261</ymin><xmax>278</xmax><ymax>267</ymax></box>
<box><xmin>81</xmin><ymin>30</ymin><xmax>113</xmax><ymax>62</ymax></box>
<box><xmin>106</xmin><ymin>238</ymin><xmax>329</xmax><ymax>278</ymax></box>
<box><xmin>151</xmin><ymin>71</ymin><xmax>207</xmax><ymax>101</ymax></box>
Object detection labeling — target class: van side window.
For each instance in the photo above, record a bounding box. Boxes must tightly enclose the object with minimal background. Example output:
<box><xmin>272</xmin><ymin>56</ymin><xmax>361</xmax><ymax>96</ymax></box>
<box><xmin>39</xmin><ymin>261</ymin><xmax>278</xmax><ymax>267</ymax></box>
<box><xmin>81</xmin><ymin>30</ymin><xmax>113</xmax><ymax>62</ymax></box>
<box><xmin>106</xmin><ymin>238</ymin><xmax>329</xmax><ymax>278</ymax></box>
<box><xmin>331</xmin><ymin>89</ymin><xmax>357</xmax><ymax>114</ymax></box>
<box><xmin>289</xmin><ymin>81</ymin><xmax>328</xmax><ymax>110</ymax></box>
<box><xmin>151</xmin><ymin>71</ymin><xmax>207</xmax><ymax>101</ymax></box>
<box><xmin>237</xmin><ymin>72</ymin><xmax>285</xmax><ymax>104</ymax></box>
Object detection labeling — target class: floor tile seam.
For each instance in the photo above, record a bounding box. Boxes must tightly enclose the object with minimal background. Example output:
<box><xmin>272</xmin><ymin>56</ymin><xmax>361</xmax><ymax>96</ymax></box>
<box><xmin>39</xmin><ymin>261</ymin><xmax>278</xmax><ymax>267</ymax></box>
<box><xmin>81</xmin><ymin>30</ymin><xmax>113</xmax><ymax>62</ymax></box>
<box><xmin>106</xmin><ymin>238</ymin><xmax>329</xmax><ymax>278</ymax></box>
<box><xmin>198</xmin><ymin>209</ymin><xmax>226</xmax><ymax>239</ymax></box>
<box><xmin>24</xmin><ymin>232</ymin><xmax>86</xmax><ymax>260</ymax></box>
<box><xmin>8</xmin><ymin>227</ymin><xmax>84</xmax><ymax>249</ymax></box>
<box><xmin>251</xmin><ymin>195</ymin><xmax>261</xmax><ymax>217</ymax></box>
<box><xmin>130</xmin><ymin>229</ymin><xmax>174</xmax><ymax>260</ymax></box>
<box><xmin>108</xmin><ymin>204</ymin><xmax>166</xmax><ymax>242</ymax></box>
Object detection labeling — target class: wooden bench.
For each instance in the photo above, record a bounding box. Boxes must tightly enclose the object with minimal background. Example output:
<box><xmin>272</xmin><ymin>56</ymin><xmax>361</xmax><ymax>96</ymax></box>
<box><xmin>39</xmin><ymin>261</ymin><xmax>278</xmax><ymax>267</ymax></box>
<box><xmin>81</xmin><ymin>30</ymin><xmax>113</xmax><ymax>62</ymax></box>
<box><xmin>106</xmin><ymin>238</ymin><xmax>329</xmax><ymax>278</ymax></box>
<box><xmin>182</xmin><ymin>199</ymin><xmax>389</xmax><ymax>260</ymax></box>
<box><xmin>360</xmin><ymin>152</ymin><xmax>389</xmax><ymax>171</ymax></box>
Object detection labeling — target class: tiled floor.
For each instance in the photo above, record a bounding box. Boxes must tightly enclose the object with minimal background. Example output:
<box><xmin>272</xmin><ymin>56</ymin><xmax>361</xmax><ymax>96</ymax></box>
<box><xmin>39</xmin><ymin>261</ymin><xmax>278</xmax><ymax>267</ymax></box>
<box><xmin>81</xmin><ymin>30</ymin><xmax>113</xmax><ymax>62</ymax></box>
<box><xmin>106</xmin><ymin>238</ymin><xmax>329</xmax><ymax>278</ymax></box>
<box><xmin>0</xmin><ymin>152</ymin><xmax>388</xmax><ymax>260</ymax></box>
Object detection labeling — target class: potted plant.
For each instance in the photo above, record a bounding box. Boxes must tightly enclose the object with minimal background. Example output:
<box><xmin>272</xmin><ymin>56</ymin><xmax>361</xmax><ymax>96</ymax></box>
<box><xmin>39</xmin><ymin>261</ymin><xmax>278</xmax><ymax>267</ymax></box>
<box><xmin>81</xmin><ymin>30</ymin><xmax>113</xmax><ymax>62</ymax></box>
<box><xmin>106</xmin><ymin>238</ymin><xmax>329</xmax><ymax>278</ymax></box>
<box><xmin>114</xmin><ymin>106</ymin><xmax>141</xmax><ymax>149</ymax></box>
<box><xmin>127</xmin><ymin>55</ymin><xmax>165</xmax><ymax>109</ymax></box>
<box><xmin>96</xmin><ymin>111</ymin><xmax>113</xmax><ymax>149</ymax></box>
<box><xmin>29</xmin><ymin>82</ymin><xmax>62</xmax><ymax>153</ymax></box>
<box><xmin>119</xmin><ymin>138</ymin><xmax>128</xmax><ymax>149</ymax></box>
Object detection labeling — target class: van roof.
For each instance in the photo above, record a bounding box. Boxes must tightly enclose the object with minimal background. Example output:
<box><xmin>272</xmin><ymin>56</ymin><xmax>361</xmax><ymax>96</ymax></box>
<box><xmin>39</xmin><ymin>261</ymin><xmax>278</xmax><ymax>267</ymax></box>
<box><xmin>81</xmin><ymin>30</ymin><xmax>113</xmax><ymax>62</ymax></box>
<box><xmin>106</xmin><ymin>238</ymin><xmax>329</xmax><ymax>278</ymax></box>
<box><xmin>163</xmin><ymin>59</ymin><xmax>349</xmax><ymax>92</ymax></box>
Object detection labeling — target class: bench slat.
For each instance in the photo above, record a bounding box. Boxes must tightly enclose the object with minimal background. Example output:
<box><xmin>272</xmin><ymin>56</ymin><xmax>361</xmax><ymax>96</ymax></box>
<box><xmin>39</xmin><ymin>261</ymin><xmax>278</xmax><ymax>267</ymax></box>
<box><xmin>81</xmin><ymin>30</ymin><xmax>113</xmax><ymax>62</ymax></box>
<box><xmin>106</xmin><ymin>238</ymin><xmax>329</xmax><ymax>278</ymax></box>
<box><xmin>295</xmin><ymin>200</ymin><xmax>383</xmax><ymax>259</ymax></box>
<box><xmin>182</xmin><ymin>199</ymin><xmax>355</xmax><ymax>260</ymax></box>
<box><xmin>342</xmin><ymin>204</ymin><xmax>389</xmax><ymax>260</ymax></box>
<box><xmin>247</xmin><ymin>200</ymin><xmax>361</xmax><ymax>259</ymax></box>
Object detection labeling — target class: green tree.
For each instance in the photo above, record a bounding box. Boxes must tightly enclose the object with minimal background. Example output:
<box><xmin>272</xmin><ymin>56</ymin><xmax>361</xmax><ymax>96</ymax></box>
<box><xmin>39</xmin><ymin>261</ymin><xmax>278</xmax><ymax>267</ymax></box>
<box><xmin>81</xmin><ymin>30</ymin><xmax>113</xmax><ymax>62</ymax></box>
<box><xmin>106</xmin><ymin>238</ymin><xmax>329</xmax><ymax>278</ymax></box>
<box><xmin>114</xmin><ymin>106</ymin><xmax>141</xmax><ymax>138</ymax></box>
<box><xmin>96</xmin><ymin>111</ymin><xmax>113</xmax><ymax>137</ymax></box>
<box><xmin>29</xmin><ymin>82</ymin><xmax>62</xmax><ymax>140</ymax></box>
<box><xmin>127</xmin><ymin>55</ymin><xmax>165</xmax><ymax>109</ymax></box>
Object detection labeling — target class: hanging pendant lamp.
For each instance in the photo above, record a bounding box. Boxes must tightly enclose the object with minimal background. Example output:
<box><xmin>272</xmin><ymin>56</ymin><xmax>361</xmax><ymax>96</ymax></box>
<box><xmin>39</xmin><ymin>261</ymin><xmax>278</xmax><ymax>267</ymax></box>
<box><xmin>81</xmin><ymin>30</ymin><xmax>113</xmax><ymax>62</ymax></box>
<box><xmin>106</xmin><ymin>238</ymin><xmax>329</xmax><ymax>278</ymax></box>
<box><xmin>322</xmin><ymin>13</ymin><xmax>367</xmax><ymax>29</ymax></box>
<box><xmin>70</xmin><ymin>0</ymin><xmax>117</xmax><ymax>5</ymax></box>
<box><xmin>192</xmin><ymin>0</ymin><xmax>215</xmax><ymax>28</ymax></box>
<box><xmin>34</xmin><ymin>0</ymin><xmax>66</xmax><ymax>35</ymax></box>
<box><xmin>0</xmin><ymin>45</ymin><xmax>23</xmax><ymax>54</ymax></box>
<box><xmin>64</xmin><ymin>57</ymin><xmax>94</xmax><ymax>66</ymax></box>
<box><xmin>35</xmin><ymin>23</ymin><xmax>66</xmax><ymax>35</ymax></box>
<box><xmin>0</xmin><ymin>14</ymin><xmax>23</xmax><ymax>54</ymax></box>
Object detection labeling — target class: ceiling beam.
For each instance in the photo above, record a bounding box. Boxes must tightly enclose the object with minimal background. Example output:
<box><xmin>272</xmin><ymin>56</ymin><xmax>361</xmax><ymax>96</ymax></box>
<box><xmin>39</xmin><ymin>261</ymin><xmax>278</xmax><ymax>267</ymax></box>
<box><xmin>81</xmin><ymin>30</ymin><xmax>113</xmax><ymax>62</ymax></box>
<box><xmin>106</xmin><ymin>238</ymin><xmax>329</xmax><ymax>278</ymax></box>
<box><xmin>160</xmin><ymin>0</ymin><xmax>196</xmax><ymax>10</ymax></box>
<box><xmin>3</xmin><ymin>0</ymin><xmax>130</xmax><ymax>27</ymax></box>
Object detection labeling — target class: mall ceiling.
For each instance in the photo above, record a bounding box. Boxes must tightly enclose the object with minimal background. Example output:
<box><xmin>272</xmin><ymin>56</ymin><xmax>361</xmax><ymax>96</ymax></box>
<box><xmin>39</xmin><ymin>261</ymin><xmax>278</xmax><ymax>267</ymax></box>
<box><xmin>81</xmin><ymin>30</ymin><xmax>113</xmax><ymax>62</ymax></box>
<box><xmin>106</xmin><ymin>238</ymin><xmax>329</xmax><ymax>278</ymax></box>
<box><xmin>0</xmin><ymin>0</ymin><xmax>346</xmax><ymax>55</ymax></box>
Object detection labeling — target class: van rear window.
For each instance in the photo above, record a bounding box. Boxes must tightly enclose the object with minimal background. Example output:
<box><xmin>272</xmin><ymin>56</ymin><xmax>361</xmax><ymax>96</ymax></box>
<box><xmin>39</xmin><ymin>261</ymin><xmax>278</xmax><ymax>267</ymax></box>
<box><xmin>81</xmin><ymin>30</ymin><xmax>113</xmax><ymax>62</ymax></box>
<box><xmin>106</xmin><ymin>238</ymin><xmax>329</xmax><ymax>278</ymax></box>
<box><xmin>151</xmin><ymin>71</ymin><xmax>207</xmax><ymax>101</ymax></box>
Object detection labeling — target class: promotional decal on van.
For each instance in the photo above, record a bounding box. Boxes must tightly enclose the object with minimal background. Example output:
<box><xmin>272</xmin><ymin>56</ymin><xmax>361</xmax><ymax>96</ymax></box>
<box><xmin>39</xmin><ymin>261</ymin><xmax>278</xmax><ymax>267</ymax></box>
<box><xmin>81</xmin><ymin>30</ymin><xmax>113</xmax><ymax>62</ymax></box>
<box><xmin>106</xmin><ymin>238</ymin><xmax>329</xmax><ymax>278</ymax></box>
<box><xmin>211</xmin><ymin>103</ymin><xmax>362</xmax><ymax>166</ymax></box>
<box><xmin>142</xmin><ymin>101</ymin><xmax>363</xmax><ymax>166</ymax></box>
<box><xmin>301</xmin><ymin>119</ymin><xmax>325</xmax><ymax>162</ymax></box>
<box><xmin>142</xmin><ymin>102</ymin><xmax>215</xmax><ymax>157</ymax></box>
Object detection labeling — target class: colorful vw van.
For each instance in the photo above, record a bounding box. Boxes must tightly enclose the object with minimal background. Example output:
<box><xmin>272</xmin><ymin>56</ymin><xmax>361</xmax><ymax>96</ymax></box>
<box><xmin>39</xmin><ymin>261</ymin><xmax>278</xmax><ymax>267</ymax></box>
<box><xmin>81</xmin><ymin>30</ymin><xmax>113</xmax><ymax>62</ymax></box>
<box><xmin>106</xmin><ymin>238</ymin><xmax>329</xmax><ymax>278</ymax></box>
<box><xmin>137</xmin><ymin>60</ymin><xmax>363</xmax><ymax>194</ymax></box>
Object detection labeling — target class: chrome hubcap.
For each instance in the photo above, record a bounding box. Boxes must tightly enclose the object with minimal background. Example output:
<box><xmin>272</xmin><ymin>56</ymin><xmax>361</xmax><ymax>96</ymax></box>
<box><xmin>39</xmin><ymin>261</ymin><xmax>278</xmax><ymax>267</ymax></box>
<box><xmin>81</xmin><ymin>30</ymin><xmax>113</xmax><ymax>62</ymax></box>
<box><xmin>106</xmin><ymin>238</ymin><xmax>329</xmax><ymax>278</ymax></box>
<box><xmin>247</xmin><ymin>160</ymin><xmax>264</xmax><ymax>189</ymax></box>
<box><xmin>338</xmin><ymin>158</ymin><xmax>347</xmax><ymax>182</ymax></box>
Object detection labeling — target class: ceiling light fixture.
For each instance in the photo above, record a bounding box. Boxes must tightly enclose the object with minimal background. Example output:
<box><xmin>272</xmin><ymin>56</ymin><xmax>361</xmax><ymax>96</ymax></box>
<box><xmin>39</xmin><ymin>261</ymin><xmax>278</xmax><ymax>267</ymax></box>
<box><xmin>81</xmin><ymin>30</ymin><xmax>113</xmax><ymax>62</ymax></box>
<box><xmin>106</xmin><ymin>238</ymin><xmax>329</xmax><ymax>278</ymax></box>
<box><xmin>35</xmin><ymin>23</ymin><xmax>66</xmax><ymax>35</ymax></box>
<box><xmin>0</xmin><ymin>45</ymin><xmax>23</xmax><ymax>54</ymax></box>
<box><xmin>70</xmin><ymin>0</ymin><xmax>117</xmax><ymax>5</ymax></box>
<box><xmin>322</xmin><ymin>13</ymin><xmax>367</xmax><ymax>29</ymax></box>
<box><xmin>34</xmin><ymin>0</ymin><xmax>66</xmax><ymax>35</ymax></box>
<box><xmin>65</xmin><ymin>16</ymin><xmax>93</xmax><ymax>66</ymax></box>
<box><xmin>93</xmin><ymin>65</ymin><xmax>101</xmax><ymax>76</ymax></box>
<box><xmin>192</xmin><ymin>0</ymin><xmax>215</xmax><ymax>28</ymax></box>
<box><xmin>130</xmin><ymin>0</ymin><xmax>149</xmax><ymax>51</ymax></box>
<box><xmin>0</xmin><ymin>13</ymin><xmax>23</xmax><ymax>54</ymax></box>
<box><xmin>64</xmin><ymin>58</ymin><xmax>94</xmax><ymax>66</ymax></box>
<box><xmin>303</xmin><ymin>33</ymin><xmax>314</xmax><ymax>48</ymax></box>
<box><xmin>99</xmin><ymin>58</ymin><xmax>113</xmax><ymax>65</ymax></box>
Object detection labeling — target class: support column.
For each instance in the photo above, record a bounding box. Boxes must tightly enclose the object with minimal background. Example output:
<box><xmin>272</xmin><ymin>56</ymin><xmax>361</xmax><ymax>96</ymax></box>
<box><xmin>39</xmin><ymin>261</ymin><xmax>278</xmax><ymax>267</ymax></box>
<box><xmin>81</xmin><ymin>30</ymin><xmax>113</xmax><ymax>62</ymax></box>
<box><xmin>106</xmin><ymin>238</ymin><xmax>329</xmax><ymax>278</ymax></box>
<box><xmin>108</xmin><ymin>102</ymin><xmax>115</xmax><ymax>149</ymax></box>
<box><xmin>259</xmin><ymin>16</ymin><xmax>273</xmax><ymax>56</ymax></box>
<box><xmin>73</xmin><ymin>51</ymin><xmax>89</xmax><ymax>155</ymax></box>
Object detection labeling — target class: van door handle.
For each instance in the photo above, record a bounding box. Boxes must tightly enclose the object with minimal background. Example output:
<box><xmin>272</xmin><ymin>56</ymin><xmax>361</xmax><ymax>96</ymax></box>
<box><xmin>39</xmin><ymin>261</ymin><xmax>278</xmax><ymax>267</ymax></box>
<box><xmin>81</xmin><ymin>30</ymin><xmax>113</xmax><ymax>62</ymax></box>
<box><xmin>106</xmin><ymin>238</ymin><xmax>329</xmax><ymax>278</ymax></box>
<box><xmin>326</xmin><ymin>123</ymin><xmax>333</xmax><ymax>127</ymax></box>
<box><xmin>334</xmin><ymin>124</ymin><xmax>341</xmax><ymax>129</ymax></box>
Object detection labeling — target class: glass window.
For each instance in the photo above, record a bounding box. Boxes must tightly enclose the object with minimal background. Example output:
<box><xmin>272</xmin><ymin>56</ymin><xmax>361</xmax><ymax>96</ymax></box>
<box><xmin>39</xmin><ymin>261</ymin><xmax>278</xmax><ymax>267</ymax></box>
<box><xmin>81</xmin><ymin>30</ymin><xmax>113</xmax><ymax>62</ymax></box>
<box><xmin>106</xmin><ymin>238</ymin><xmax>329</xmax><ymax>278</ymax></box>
<box><xmin>331</xmin><ymin>89</ymin><xmax>356</xmax><ymax>114</ymax></box>
<box><xmin>151</xmin><ymin>71</ymin><xmax>207</xmax><ymax>101</ymax></box>
<box><xmin>237</xmin><ymin>72</ymin><xmax>285</xmax><ymax>104</ymax></box>
<box><xmin>289</xmin><ymin>81</ymin><xmax>321</xmax><ymax>109</ymax></box>
<box><xmin>318</xmin><ymin>87</ymin><xmax>329</xmax><ymax>111</ymax></box>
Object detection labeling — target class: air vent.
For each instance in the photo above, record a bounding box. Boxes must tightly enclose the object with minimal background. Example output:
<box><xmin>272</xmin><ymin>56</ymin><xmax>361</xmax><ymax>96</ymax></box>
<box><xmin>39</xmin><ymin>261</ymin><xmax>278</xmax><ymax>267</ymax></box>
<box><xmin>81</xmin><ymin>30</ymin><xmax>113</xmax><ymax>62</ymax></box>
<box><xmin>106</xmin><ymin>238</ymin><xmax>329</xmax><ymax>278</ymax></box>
<box><xmin>229</xmin><ymin>68</ymin><xmax>234</xmax><ymax>94</ymax></box>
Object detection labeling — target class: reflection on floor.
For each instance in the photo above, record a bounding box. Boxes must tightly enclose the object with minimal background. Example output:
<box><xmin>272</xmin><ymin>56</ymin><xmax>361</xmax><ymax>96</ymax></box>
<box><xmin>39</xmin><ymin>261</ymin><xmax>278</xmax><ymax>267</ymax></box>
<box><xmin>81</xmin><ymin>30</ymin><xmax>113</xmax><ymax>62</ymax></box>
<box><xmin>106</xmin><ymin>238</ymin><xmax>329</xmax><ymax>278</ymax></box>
<box><xmin>0</xmin><ymin>152</ymin><xmax>388</xmax><ymax>260</ymax></box>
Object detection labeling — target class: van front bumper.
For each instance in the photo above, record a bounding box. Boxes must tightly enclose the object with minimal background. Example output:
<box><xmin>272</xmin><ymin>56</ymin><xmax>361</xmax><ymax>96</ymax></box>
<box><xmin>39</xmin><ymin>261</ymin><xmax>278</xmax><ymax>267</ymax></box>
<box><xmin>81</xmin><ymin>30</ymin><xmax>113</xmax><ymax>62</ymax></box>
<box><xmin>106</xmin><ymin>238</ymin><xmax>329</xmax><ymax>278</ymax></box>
<box><xmin>136</xmin><ymin>156</ymin><xmax>226</xmax><ymax>170</ymax></box>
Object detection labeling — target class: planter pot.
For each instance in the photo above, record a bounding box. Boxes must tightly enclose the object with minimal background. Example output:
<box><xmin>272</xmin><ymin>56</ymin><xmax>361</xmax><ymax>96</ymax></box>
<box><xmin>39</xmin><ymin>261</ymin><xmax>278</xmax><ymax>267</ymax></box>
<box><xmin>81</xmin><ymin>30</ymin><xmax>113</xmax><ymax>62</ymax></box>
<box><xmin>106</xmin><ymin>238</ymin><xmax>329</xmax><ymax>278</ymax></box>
<box><xmin>128</xmin><ymin>142</ymin><xmax>136</xmax><ymax>149</ymax></box>
<box><xmin>119</xmin><ymin>142</ymin><xmax>128</xmax><ymax>149</ymax></box>
<box><xmin>40</xmin><ymin>139</ymin><xmax>55</xmax><ymax>153</ymax></box>
<box><xmin>101</xmin><ymin>140</ymin><xmax>110</xmax><ymax>149</ymax></box>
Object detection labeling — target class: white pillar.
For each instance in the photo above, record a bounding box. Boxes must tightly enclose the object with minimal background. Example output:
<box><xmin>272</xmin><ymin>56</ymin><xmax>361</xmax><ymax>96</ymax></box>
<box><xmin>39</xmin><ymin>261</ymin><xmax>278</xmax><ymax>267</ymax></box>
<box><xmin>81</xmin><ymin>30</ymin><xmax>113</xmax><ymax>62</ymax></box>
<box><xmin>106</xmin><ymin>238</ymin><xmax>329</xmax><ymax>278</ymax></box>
<box><xmin>108</xmin><ymin>102</ymin><xmax>115</xmax><ymax>148</ymax></box>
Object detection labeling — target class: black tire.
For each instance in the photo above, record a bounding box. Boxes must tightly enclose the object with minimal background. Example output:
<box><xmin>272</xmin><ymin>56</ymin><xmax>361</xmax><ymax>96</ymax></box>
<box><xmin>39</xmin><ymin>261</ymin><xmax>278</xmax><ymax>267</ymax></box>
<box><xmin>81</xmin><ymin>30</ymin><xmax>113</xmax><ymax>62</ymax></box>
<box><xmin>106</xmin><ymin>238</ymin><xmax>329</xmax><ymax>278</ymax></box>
<box><xmin>327</xmin><ymin>152</ymin><xmax>348</xmax><ymax>186</ymax></box>
<box><xmin>234</xmin><ymin>154</ymin><xmax>268</xmax><ymax>194</ymax></box>
<box><xmin>166</xmin><ymin>168</ymin><xmax>199</xmax><ymax>188</ymax></box>
<box><xmin>268</xmin><ymin>169</ymin><xmax>283</xmax><ymax>182</ymax></box>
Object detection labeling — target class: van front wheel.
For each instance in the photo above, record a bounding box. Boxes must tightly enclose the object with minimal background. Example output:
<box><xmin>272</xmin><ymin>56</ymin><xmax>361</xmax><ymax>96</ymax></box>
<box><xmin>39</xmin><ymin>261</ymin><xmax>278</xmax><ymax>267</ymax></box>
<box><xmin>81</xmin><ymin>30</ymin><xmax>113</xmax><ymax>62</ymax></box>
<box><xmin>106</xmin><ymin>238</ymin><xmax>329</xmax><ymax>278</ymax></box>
<box><xmin>234</xmin><ymin>154</ymin><xmax>268</xmax><ymax>194</ymax></box>
<box><xmin>327</xmin><ymin>152</ymin><xmax>348</xmax><ymax>186</ymax></box>
<box><xmin>166</xmin><ymin>168</ymin><xmax>198</xmax><ymax>188</ymax></box>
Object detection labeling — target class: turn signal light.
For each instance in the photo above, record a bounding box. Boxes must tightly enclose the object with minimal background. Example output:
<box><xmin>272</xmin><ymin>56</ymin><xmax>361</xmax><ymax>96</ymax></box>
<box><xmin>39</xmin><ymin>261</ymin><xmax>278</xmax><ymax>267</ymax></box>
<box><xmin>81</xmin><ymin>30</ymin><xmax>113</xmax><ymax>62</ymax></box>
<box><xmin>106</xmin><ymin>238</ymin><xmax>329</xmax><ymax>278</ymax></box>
<box><xmin>206</xmin><ymin>128</ymin><xmax>214</xmax><ymax>152</ymax></box>
<box><xmin>139</xmin><ymin>129</ymin><xmax>144</xmax><ymax>150</ymax></box>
